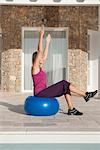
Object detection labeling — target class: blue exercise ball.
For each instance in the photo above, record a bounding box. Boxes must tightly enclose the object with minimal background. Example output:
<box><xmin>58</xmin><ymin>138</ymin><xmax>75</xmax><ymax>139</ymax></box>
<box><xmin>24</xmin><ymin>96</ymin><xmax>59</xmax><ymax>116</ymax></box>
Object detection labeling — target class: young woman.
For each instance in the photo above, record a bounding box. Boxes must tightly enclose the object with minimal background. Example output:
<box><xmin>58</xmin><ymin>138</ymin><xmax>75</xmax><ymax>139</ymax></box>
<box><xmin>31</xmin><ymin>26</ymin><xmax>97</xmax><ymax>115</ymax></box>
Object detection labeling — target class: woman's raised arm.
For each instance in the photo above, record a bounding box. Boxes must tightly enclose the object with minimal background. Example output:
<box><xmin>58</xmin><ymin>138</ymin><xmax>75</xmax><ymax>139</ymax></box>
<box><xmin>43</xmin><ymin>34</ymin><xmax>51</xmax><ymax>61</ymax></box>
<box><xmin>37</xmin><ymin>25</ymin><xmax>44</xmax><ymax>52</ymax></box>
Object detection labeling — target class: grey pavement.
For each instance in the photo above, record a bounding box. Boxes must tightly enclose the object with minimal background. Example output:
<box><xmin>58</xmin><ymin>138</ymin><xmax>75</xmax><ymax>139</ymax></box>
<box><xmin>0</xmin><ymin>91</ymin><xmax>100</xmax><ymax>132</ymax></box>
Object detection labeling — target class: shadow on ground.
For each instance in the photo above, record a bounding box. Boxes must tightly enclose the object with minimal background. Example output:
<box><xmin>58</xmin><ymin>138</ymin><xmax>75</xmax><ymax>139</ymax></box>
<box><xmin>0</xmin><ymin>101</ymin><xmax>25</xmax><ymax>115</ymax></box>
<box><xmin>0</xmin><ymin>102</ymin><xmax>57</xmax><ymax>127</ymax></box>
<box><xmin>0</xmin><ymin>101</ymin><xmax>69</xmax><ymax>116</ymax></box>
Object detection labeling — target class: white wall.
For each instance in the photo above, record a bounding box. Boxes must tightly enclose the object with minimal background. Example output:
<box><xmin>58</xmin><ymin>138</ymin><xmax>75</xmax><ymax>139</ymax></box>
<box><xmin>88</xmin><ymin>30</ymin><xmax>100</xmax><ymax>98</ymax></box>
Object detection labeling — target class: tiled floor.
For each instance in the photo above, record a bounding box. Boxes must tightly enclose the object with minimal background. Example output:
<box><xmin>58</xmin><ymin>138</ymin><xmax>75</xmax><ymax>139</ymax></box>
<box><xmin>0</xmin><ymin>91</ymin><xmax>100</xmax><ymax>132</ymax></box>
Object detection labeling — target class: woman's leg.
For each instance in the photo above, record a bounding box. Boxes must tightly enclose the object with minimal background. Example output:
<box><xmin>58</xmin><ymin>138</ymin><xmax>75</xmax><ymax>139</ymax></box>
<box><xmin>36</xmin><ymin>80</ymin><xmax>73</xmax><ymax>108</ymax></box>
<box><xmin>64</xmin><ymin>94</ymin><xmax>74</xmax><ymax>110</ymax></box>
<box><xmin>64</xmin><ymin>94</ymin><xmax>83</xmax><ymax>115</ymax></box>
<box><xmin>69</xmin><ymin>84</ymin><xmax>86</xmax><ymax>97</ymax></box>
<box><xmin>36</xmin><ymin>80</ymin><xmax>83</xmax><ymax>115</ymax></box>
<box><xmin>35</xmin><ymin>80</ymin><xmax>71</xmax><ymax>98</ymax></box>
<box><xmin>69</xmin><ymin>84</ymin><xmax>97</xmax><ymax>102</ymax></box>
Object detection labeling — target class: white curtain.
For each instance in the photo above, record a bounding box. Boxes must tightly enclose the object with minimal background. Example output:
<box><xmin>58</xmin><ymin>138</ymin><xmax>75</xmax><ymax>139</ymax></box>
<box><xmin>24</xmin><ymin>31</ymin><xmax>38</xmax><ymax>90</ymax></box>
<box><xmin>24</xmin><ymin>30</ymin><xmax>67</xmax><ymax>90</ymax></box>
<box><xmin>43</xmin><ymin>31</ymin><xmax>67</xmax><ymax>85</ymax></box>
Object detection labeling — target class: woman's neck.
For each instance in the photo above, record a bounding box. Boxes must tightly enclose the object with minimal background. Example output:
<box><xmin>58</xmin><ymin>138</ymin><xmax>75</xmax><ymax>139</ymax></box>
<box><xmin>39</xmin><ymin>64</ymin><xmax>43</xmax><ymax>68</ymax></box>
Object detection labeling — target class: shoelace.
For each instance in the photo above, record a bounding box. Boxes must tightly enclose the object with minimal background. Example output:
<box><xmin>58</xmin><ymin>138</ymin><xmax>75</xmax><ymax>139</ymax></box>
<box><xmin>70</xmin><ymin>108</ymin><xmax>78</xmax><ymax>114</ymax></box>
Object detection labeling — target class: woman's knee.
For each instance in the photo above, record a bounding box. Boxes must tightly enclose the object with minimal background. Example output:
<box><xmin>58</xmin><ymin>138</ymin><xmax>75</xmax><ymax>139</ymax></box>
<box><xmin>62</xmin><ymin>80</ymin><xmax>66</xmax><ymax>83</ymax></box>
<box><xmin>62</xmin><ymin>80</ymin><xmax>71</xmax><ymax>94</ymax></box>
<box><xmin>62</xmin><ymin>80</ymin><xmax>70</xmax><ymax>85</ymax></box>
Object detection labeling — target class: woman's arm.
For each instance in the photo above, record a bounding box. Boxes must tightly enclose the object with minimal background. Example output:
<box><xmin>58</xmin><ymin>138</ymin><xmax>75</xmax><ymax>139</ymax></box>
<box><xmin>43</xmin><ymin>34</ymin><xmax>51</xmax><ymax>60</ymax></box>
<box><xmin>33</xmin><ymin>26</ymin><xmax>44</xmax><ymax>67</ymax></box>
<box><xmin>32</xmin><ymin>27</ymin><xmax>44</xmax><ymax>74</ymax></box>
<box><xmin>37</xmin><ymin>25</ymin><xmax>44</xmax><ymax>52</ymax></box>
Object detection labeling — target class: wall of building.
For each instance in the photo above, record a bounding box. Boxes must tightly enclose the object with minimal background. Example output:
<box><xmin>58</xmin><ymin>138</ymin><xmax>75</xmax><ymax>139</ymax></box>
<box><xmin>98</xmin><ymin>7</ymin><xmax>100</xmax><ymax>97</ymax></box>
<box><xmin>1</xmin><ymin>49</ymin><xmax>21</xmax><ymax>92</ymax></box>
<box><xmin>1</xmin><ymin>6</ymin><xmax>98</xmax><ymax>52</ymax></box>
<box><xmin>0</xmin><ymin>6</ymin><xmax>98</xmax><ymax>92</ymax></box>
<box><xmin>68</xmin><ymin>49</ymin><xmax>88</xmax><ymax>91</ymax></box>
<box><xmin>0</xmin><ymin>6</ymin><xmax>2</xmax><ymax>88</ymax></box>
<box><xmin>99</xmin><ymin>7</ymin><xmax>100</xmax><ymax>30</ymax></box>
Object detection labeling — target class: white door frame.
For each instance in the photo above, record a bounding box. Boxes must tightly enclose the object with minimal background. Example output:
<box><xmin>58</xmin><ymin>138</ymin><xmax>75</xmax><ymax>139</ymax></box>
<box><xmin>22</xmin><ymin>27</ymin><xmax>69</xmax><ymax>92</ymax></box>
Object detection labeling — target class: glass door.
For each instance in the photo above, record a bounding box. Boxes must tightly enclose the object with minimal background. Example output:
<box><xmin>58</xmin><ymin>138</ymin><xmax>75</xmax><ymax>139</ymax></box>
<box><xmin>22</xmin><ymin>27</ymin><xmax>68</xmax><ymax>92</ymax></box>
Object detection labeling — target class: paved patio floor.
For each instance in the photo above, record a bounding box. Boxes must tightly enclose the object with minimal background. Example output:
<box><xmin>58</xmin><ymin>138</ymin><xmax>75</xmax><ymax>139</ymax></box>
<box><xmin>0</xmin><ymin>91</ymin><xmax>100</xmax><ymax>132</ymax></box>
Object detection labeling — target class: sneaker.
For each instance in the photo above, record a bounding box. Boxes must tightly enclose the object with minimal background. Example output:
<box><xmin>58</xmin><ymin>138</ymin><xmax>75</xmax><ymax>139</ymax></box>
<box><xmin>84</xmin><ymin>90</ymin><xmax>98</xmax><ymax>102</ymax></box>
<box><xmin>67</xmin><ymin>108</ymin><xmax>83</xmax><ymax>115</ymax></box>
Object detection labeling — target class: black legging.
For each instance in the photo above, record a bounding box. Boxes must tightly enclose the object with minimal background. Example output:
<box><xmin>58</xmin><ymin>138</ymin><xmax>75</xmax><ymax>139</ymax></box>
<box><xmin>35</xmin><ymin>80</ymin><xmax>71</xmax><ymax>98</ymax></box>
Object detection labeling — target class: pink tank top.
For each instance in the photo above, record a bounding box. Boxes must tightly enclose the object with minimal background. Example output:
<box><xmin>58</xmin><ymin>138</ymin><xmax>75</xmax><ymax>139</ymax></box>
<box><xmin>32</xmin><ymin>68</ymin><xmax>47</xmax><ymax>95</ymax></box>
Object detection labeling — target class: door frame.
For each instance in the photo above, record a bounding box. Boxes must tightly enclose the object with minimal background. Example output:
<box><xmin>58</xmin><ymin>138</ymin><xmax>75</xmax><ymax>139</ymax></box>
<box><xmin>87</xmin><ymin>30</ymin><xmax>99</xmax><ymax>96</ymax></box>
<box><xmin>22</xmin><ymin>27</ymin><xmax>69</xmax><ymax>92</ymax></box>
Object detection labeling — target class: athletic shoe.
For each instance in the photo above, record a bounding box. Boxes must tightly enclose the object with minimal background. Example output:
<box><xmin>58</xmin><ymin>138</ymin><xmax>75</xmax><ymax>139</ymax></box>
<box><xmin>84</xmin><ymin>90</ymin><xmax>98</xmax><ymax>102</ymax></box>
<box><xmin>67</xmin><ymin>108</ymin><xmax>83</xmax><ymax>115</ymax></box>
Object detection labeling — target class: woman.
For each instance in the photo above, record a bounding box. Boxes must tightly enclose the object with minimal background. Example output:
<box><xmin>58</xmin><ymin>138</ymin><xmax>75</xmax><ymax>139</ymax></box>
<box><xmin>31</xmin><ymin>26</ymin><xmax>97</xmax><ymax>115</ymax></box>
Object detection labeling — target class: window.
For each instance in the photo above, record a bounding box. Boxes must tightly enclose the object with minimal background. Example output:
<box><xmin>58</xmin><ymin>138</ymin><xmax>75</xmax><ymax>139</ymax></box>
<box><xmin>22</xmin><ymin>27</ymin><xmax>68</xmax><ymax>92</ymax></box>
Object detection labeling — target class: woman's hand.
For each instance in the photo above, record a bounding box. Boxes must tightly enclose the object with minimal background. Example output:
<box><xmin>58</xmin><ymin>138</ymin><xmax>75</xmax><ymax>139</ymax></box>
<box><xmin>39</xmin><ymin>25</ymin><xmax>44</xmax><ymax>36</ymax></box>
<box><xmin>46</xmin><ymin>34</ymin><xmax>51</xmax><ymax>43</ymax></box>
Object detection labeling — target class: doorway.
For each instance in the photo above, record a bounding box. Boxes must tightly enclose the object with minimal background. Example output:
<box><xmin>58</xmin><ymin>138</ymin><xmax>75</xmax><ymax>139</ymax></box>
<box><xmin>22</xmin><ymin>27</ymin><xmax>68</xmax><ymax>92</ymax></box>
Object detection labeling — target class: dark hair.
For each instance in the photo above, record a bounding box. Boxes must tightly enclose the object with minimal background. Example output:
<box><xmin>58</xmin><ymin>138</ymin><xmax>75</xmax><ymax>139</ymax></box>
<box><xmin>32</xmin><ymin>51</ymin><xmax>38</xmax><ymax>64</ymax></box>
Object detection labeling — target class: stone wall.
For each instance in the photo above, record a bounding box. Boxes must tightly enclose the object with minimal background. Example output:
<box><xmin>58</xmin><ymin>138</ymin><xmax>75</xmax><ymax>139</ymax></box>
<box><xmin>59</xmin><ymin>6</ymin><xmax>98</xmax><ymax>51</ymax></box>
<box><xmin>1</xmin><ymin>49</ymin><xmax>21</xmax><ymax>92</ymax></box>
<box><xmin>0</xmin><ymin>6</ymin><xmax>98</xmax><ymax>92</ymax></box>
<box><xmin>1</xmin><ymin>6</ymin><xmax>45</xmax><ymax>51</ymax></box>
<box><xmin>68</xmin><ymin>49</ymin><xmax>88</xmax><ymax>91</ymax></box>
<box><xmin>99</xmin><ymin>7</ymin><xmax>100</xmax><ymax>30</ymax></box>
<box><xmin>1</xmin><ymin>6</ymin><xmax>98</xmax><ymax>52</ymax></box>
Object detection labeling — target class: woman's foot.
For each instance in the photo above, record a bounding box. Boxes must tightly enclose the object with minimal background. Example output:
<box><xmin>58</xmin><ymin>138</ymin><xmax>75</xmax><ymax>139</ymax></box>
<box><xmin>68</xmin><ymin>108</ymin><xmax>83</xmax><ymax>115</ymax></box>
<box><xmin>84</xmin><ymin>90</ymin><xmax>98</xmax><ymax>102</ymax></box>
